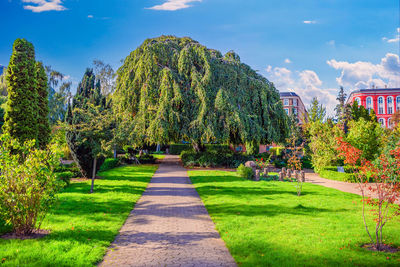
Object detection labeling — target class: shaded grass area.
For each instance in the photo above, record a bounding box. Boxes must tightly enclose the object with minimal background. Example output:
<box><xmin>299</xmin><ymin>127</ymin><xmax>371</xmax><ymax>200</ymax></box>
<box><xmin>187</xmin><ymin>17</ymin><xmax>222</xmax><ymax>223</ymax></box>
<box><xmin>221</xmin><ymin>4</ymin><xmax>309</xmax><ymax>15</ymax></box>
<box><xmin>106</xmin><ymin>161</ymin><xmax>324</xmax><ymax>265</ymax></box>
<box><xmin>0</xmin><ymin>164</ymin><xmax>157</xmax><ymax>266</ymax></box>
<box><xmin>189</xmin><ymin>170</ymin><xmax>400</xmax><ymax>266</ymax></box>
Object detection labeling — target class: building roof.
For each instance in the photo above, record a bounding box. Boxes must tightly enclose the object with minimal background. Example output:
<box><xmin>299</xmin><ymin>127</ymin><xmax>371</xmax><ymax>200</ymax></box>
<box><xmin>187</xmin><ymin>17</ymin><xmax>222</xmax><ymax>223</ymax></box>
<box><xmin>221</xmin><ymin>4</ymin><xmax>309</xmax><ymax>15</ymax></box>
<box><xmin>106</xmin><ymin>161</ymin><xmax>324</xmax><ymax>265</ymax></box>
<box><xmin>346</xmin><ymin>88</ymin><xmax>400</xmax><ymax>104</ymax></box>
<box><xmin>279</xmin><ymin>92</ymin><xmax>299</xmax><ymax>97</ymax></box>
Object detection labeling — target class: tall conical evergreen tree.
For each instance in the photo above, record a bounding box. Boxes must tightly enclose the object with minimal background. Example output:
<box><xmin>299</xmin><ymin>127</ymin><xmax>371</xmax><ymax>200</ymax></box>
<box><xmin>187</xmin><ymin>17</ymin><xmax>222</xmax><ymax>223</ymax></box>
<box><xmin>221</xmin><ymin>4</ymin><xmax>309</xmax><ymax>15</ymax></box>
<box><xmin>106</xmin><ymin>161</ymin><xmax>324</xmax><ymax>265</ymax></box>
<box><xmin>36</xmin><ymin>61</ymin><xmax>50</xmax><ymax>148</ymax></box>
<box><xmin>335</xmin><ymin>86</ymin><xmax>347</xmax><ymax>122</ymax></box>
<box><xmin>66</xmin><ymin>69</ymin><xmax>107</xmax><ymax>178</ymax></box>
<box><xmin>3</xmin><ymin>39</ymin><xmax>38</xmax><ymax>143</ymax></box>
<box><xmin>114</xmin><ymin>36</ymin><xmax>289</xmax><ymax>151</ymax></box>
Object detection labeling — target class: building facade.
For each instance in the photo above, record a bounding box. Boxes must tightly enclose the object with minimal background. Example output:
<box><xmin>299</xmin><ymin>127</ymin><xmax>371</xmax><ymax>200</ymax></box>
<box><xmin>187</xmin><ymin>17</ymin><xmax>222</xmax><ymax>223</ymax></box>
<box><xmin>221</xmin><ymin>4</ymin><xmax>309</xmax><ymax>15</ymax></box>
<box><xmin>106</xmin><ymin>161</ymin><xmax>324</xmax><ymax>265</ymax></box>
<box><xmin>279</xmin><ymin>92</ymin><xmax>307</xmax><ymax>124</ymax></box>
<box><xmin>346</xmin><ymin>88</ymin><xmax>400</xmax><ymax>128</ymax></box>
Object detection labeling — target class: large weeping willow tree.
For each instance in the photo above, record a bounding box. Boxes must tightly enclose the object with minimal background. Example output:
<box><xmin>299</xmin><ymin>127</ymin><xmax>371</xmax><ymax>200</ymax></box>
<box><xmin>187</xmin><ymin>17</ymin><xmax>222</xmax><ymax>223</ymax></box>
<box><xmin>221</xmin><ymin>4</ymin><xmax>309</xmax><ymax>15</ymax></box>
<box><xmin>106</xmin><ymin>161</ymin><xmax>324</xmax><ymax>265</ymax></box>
<box><xmin>113</xmin><ymin>36</ymin><xmax>289</xmax><ymax>152</ymax></box>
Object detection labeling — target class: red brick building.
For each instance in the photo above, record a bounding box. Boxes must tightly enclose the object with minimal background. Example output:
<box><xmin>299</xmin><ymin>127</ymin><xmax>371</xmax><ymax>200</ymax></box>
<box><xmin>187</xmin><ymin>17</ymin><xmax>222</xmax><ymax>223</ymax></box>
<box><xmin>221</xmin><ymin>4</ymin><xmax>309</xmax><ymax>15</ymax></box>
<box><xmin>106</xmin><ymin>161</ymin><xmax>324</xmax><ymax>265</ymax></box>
<box><xmin>346</xmin><ymin>87</ymin><xmax>400</xmax><ymax>128</ymax></box>
<box><xmin>279</xmin><ymin>92</ymin><xmax>308</xmax><ymax>124</ymax></box>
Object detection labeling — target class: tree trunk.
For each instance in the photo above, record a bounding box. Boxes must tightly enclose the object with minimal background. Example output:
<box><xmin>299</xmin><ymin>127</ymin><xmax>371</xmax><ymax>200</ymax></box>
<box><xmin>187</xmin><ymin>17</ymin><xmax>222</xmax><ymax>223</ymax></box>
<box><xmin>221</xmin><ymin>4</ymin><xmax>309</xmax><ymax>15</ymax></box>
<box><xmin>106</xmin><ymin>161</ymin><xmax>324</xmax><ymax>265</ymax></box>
<box><xmin>90</xmin><ymin>157</ymin><xmax>97</xmax><ymax>194</ymax></box>
<box><xmin>192</xmin><ymin>142</ymin><xmax>205</xmax><ymax>153</ymax></box>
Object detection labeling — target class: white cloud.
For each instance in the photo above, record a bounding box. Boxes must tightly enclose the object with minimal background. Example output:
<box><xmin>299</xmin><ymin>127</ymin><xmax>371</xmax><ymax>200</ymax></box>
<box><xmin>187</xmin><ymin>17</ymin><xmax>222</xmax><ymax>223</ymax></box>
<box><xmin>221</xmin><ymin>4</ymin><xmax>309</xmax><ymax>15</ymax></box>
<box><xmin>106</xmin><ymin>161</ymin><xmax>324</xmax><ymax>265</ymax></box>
<box><xmin>22</xmin><ymin>0</ymin><xmax>66</xmax><ymax>12</ymax></box>
<box><xmin>284</xmin><ymin>58</ymin><xmax>292</xmax><ymax>64</ymax></box>
<box><xmin>327</xmin><ymin>40</ymin><xmax>335</xmax><ymax>47</ymax></box>
<box><xmin>147</xmin><ymin>0</ymin><xmax>201</xmax><ymax>11</ymax></box>
<box><xmin>327</xmin><ymin>53</ymin><xmax>400</xmax><ymax>89</ymax></box>
<box><xmin>303</xmin><ymin>20</ymin><xmax>316</xmax><ymax>24</ymax></box>
<box><xmin>88</xmin><ymin>15</ymin><xmax>93</xmax><ymax>18</ymax></box>
<box><xmin>383</xmin><ymin>28</ymin><xmax>400</xmax><ymax>43</ymax></box>
<box><xmin>265</xmin><ymin>66</ymin><xmax>337</xmax><ymax>116</ymax></box>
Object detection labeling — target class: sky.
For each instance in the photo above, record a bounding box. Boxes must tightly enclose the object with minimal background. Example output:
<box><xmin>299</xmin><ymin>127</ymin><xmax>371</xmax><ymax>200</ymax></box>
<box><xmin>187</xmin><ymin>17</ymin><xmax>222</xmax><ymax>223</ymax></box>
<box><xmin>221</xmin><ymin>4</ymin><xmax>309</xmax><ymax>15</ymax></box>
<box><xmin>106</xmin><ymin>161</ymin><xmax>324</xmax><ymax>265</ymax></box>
<box><xmin>0</xmin><ymin>0</ymin><xmax>399</xmax><ymax>115</ymax></box>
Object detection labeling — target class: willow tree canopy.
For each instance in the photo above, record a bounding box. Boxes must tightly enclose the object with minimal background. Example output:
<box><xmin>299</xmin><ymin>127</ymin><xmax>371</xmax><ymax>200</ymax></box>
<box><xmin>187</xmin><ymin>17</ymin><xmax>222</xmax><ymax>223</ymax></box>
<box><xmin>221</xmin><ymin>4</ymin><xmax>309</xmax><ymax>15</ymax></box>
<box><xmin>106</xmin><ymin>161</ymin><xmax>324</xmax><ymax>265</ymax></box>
<box><xmin>113</xmin><ymin>36</ymin><xmax>289</xmax><ymax>150</ymax></box>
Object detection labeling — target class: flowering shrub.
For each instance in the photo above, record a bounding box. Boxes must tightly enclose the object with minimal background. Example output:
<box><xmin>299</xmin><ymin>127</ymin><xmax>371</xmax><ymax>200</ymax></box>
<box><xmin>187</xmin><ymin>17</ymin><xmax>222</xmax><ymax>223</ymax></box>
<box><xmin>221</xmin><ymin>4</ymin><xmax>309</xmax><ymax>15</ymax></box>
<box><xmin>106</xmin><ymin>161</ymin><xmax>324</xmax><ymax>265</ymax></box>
<box><xmin>0</xmin><ymin>135</ymin><xmax>62</xmax><ymax>236</ymax></box>
<box><xmin>337</xmin><ymin>137</ymin><xmax>400</xmax><ymax>250</ymax></box>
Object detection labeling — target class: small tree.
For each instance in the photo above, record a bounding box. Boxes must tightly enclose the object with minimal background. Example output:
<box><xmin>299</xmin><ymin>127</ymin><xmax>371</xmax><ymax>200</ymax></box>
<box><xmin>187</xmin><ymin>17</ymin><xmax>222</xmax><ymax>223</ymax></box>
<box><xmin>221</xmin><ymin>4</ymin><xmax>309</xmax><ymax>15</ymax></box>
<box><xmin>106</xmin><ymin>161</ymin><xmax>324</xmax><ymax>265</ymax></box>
<box><xmin>337</xmin><ymin>137</ymin><xmax>400</xmax><ymax>251</ymax></box>
<box><xmin>0</xmin><ymin>135</ymin><xmax>62</xmax><ymax>236</ymax></box>
<box><xmin>335</xmin><ymin>86</ymin><xmax>347</xmax><ymax>122</ymax></box>
<box><xmin>67</xmin><ymin>104</ymin><xmax>114</xmax><ymax>193</ymax></box>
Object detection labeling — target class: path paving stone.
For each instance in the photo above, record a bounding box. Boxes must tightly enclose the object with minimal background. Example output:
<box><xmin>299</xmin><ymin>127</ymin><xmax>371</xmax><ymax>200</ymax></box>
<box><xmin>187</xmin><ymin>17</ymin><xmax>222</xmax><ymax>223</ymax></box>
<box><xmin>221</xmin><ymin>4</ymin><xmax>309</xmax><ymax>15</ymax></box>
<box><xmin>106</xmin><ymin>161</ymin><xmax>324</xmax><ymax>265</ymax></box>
<box><xmin>100</xmin><ymin>155</ymin><xmax>237</xmax><ymax>267</ymax></box>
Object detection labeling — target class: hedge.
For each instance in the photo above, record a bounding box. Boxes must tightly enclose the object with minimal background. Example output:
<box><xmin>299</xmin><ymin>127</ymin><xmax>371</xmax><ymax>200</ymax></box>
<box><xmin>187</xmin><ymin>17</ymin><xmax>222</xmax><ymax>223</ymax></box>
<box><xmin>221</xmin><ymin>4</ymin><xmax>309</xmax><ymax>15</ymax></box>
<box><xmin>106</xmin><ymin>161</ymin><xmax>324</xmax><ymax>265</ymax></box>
<box><xmin>169</xmin><ymin>144</ymin><xmax>230</xmax><ymax>155</ymax></box>
<box><xmin>99</xmin><ymin>158</ymin><xmax>121</xmax><ymax>172</ymax></box>
<box><xmin>318</xmin><ymin>167</ymin><xmax>357</xmax><ymax>183</ymax></box>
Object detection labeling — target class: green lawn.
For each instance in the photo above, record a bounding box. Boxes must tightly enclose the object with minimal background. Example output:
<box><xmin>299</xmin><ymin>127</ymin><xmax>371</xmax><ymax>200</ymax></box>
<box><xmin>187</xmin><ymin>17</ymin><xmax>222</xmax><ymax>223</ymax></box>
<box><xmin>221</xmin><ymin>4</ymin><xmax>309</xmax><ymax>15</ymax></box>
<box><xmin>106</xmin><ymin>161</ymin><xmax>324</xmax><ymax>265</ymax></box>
<box><xmin>0</xmin><ymin>164</ymin><xmax>157</xmax><ymax>266</ymax></box>
<box><xmin>189</xmin><ymin>170</ymin><xmax>400</xmax><ymax>266</ymax></box>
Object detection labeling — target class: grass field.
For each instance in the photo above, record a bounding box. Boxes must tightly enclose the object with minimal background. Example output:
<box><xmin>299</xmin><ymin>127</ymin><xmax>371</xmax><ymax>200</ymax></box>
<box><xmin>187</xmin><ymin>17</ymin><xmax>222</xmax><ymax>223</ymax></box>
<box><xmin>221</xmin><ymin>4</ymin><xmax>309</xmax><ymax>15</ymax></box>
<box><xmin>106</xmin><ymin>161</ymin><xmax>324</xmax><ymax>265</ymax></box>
<box><xmin>0</xmin><ymin>164</ymin><xmax>157</xmax><ymax>266</ymax></box>
<box><xmin>189</xmin><ymin>170</ymin><xmax>400</xmax><ymax>266</ymax></box>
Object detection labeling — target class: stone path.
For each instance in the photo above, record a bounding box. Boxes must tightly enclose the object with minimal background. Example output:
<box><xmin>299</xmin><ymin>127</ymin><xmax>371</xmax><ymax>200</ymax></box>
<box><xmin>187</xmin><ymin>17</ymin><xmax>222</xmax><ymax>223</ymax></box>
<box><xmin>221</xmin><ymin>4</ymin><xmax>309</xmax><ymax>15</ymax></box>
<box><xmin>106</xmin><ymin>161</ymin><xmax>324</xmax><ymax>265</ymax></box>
<box><xmin>100</xmin><ymin>155</ymin><xmax>236</xmax><ymax>267</ymax></box>
<box><xmin>305</xmin><ymin>172</ymin><xmax>399</xmax><ymax>204</ymax></box>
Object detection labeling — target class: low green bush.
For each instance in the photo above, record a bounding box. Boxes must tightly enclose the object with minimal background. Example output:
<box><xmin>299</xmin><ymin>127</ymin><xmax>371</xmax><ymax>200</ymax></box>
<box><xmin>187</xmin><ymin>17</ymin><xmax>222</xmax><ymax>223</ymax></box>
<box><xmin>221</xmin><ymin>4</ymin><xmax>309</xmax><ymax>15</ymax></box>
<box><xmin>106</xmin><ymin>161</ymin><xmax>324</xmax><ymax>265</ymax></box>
<box><xmin>273</xmin><ymin>159</ymin><xmax>287</xmax><ymax>168</ymax></box>
<box><xmin>169</xmin><ymin>144</ymin><xmax>192</xmax><ymax>155</ymax></box>
<box><xmin>55</xmin><ymin>164</ymin><xmax>81</xmax><ymax>178</ymax></box>
<box><xmin>99</xmin><ymin>158</ymin><xmax>121</xmax><ymax>172</ymax></box>
<box><xmin>180</xmin><ymin>149</ymin><xmax>253</xmax><ymax>168</ymax></box>
<box><xmin>138</xmin><ymin>154</ymin><xmax>156</xmax><ymax>164</ymax></box>
<box><xmin>237</xmin><ymin>164</ymin><xmax>254</xmax><ymax>180</ymax></box>
<box><xmin>318</xmin><ymin>169</ymin><xmax>357</xmax><ymax>182</ymax></box>
<box><xmin>56</xmin><ymin>171</ymin><xmax>74</xmax><ymax>187</ymax></box>
<box><xmin>301</xmin><ymin>156</ymin><xmax>313</xmax><ymax>169</ymax></box>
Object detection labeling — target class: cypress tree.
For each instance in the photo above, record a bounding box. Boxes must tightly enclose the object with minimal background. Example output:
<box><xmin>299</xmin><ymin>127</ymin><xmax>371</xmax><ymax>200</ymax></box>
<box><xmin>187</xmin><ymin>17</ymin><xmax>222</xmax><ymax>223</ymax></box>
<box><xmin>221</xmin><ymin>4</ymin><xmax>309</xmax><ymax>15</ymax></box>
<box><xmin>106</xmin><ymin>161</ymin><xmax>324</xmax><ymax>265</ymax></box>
<box><xmin>66</xmin><ymin>69</ymin><xmax>107</xmax><ymax>178</ymax></box>
<box><xmin>36</xmin><ymin>61</ymin><xmax>51</xmax><ymax>148</ymax></box>
<box><xmin>114</xmin><ymin>36</ymin><xmax>289</xmax><ymax>151</ymax></box>
<box><xmin>3</xmin><ymin>39</ymin><xmax>38</xmax><ymax>143</ymax></box>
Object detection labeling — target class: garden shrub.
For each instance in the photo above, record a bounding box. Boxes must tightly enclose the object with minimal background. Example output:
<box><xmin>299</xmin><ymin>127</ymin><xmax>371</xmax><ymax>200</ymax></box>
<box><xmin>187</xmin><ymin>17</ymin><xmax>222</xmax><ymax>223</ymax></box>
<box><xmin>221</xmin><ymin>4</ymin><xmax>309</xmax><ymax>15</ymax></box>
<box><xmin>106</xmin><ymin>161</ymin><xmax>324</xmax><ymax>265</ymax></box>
<box><xmin>0</xmin><ymin>136</ymin><xmax>62</xmax><ymax>236</ymax></box>
<box><xmin>301</xmin><ymin>156</ymin><xmax>313</xmax><ymax>169</ymax></box>
<box><xmin>99</xmin><ymin>158</ymin><xmax>121</xmax><ymax>172</ymax></box>
<box><xmin>169</xmin><ymin>144</ymin><xmax>192</xmax><ymax>155</ymax></box>
<box><xmin>270</xmin><ymin>147</ymin><xmax>284</xmax><ymax>156</ymax></box>
<box><xmin>237</xmin><ymin>164</ymin><xmax>254</xmax><ymax>180</ymax></box>
<box><xmin>318</xmin><ymin>168</ymin><xmax>357</xmax><ymax>182</ymax></box>
<box><xmin>273</xmin><ymin>158</ymin><xmax>287</xmax><ymax>168</ymax></box>
<box><xmin>54</xmin><ymin>164</ymin><xmax>81</xmax><ymax>178</ymax></box>
<box><xmin>55</xmin><ymin>171</ymin><xmax>73</xmax><ymax>187</ymax></box>
<box><xmin>138</xmin><ymin>154</ymin><xmax>156</xmax><ymax>164</ymax></box>
<box><xmin>180</xmin><ymin>149</ymin><xmax>253</xmax><ymax>168</ymax></box>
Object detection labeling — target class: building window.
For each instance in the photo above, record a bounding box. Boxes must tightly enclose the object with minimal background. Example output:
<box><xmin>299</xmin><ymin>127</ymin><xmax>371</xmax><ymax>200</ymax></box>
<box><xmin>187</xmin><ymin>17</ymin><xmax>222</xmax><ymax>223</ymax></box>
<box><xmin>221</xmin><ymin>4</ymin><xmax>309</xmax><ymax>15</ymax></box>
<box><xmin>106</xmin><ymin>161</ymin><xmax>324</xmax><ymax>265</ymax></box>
<box><xmin>284</xmin><ymin>99</ymin><xmax>289</xmax><ymax>106</ymax></box>
<box><xmin>397</xmin><ymin>96</ymin><xmax>400</xmax><ymax>111</ymax></box>
<box><xmin>366</xmin><ymin>97</ymin><xmax>373</xmax><ymax>111</ymax></box>
<box><xmin>355</xmin><ymin>97</ymin><xmax>361</xmax><ymax>106</ymax></box>
<box><xmin>378</xmin><ymin>118</ymin><xmax>385</xmax><ymax>128</ymax></box>
<box><xmin>293</xmin><ymin>108</ymin><xmax>298</xmax><ymax>115</ymax></box>
<box><xmin>387</xmin><ymin>96</ymin><xmax>394</xmax><ymax>114</ymax></box>
<box><xmin>378</xmin><ymin>96</ymin><xmax>384</xmax><ymax>114</ymax></box>
<box><xmin>284</xmin><ymin>108</ymin><xmax>289</xmax><ymax>115</ymax></box>
<box><xmin>293</xmin><ymin>99</ymin><xmax>298</xmax><ymax>106</ymax></box>
<box><xmin>388</xmin><ymin>118</ymin><xmax>392</xmax><ymax>128</ymax></box>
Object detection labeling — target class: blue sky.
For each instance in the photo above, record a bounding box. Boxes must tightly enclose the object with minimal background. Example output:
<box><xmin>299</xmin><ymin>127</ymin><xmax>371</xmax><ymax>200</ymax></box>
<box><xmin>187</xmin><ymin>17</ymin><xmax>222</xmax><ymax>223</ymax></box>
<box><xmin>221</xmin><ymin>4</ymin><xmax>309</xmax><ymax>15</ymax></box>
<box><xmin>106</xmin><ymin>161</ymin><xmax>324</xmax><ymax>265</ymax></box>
<box><xmin>0</xmin><ymin>0</ymin><xmax>399</xmax><ymax>114</ymax></box>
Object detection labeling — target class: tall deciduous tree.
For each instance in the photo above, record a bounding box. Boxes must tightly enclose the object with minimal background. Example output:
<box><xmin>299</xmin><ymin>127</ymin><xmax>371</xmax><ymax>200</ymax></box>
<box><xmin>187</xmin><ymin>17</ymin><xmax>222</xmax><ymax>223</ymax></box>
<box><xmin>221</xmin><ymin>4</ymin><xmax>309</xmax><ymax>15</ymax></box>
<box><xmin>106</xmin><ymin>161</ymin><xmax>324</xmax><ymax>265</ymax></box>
<box><xmin>113</xmin><ymin>36</ymin><xmax>289</xmax><ymax>152</ymax></box>
<box><xmin>36</xmin><ymin>61</ymin><xmax>51</xmax><ymax>148</ymax></box>
<box><xmin>93</xmin><ymin>59</ymin><xmax>115</xmax><ymax>96</ymax></box>
<box><xmin>66</xmin><ymin>69</ymin><xmax>108</xmax><ymax>178</ymax></box>
<box><xmin>3</xmin><ymin>39</ymin><xmax>38</xmax><ymax>143</ymax></box>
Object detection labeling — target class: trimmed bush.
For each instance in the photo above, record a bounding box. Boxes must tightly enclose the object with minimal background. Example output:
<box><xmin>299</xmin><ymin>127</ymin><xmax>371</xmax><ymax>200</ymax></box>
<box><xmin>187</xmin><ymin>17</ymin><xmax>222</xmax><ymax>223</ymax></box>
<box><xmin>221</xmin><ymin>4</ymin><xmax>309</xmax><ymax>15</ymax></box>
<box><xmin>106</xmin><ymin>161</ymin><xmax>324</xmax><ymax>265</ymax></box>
<box><xmin>318</xmin><ymin>169</ymin><xmax>356</xmax><ymax>182</ymax></box>
<box><xmin>99</xmin><ymin>158</ymin><xmax>121</xmax><ymax>172</ymax></box>
<box><xmin>138</xmin><ymin>154</ymin><xmax>156</xmax><ymax>164</ymax></box>
<box><xmin>270</xmin><ymin>147</ymin><xmax>284</xmax><ymax>156</ymax></box>
<box><xmin>56</xmin><ymin>171</ymin><xmax>73</xmax><ymax>187</ymax></box>
<box><xmin>169</xmin><ymin>144</ymin><xmax>192</xmax><ymax>155</ymax></box>
<box><xmin>273</xmin><ymin>159</ymin><xmax>287</xmax><ymax>168</ymax></box>
<box><xmin>180</xmin><ymin>149</ymin><xmax>253</xmax><ymax>168</ymax></box>
<box><xmin>237</xmin><ymin>164</ymin><xmax>254</xmax><ymax>180</ymax></box>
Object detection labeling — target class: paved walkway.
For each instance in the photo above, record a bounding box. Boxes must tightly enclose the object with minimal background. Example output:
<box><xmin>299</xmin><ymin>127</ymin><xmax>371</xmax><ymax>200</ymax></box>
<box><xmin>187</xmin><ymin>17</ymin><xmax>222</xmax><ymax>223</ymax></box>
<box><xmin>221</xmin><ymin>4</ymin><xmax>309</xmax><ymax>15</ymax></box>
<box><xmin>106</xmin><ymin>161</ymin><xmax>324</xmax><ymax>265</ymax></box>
<box><xmin>305</xmin><ymin>172</ymin><xmax>399</xmax><ymax>204</ymax></box>
<box><xmin>100</xmin><ymin>155</ymin><xmax>236</xmax><ymax>267</ymax></box>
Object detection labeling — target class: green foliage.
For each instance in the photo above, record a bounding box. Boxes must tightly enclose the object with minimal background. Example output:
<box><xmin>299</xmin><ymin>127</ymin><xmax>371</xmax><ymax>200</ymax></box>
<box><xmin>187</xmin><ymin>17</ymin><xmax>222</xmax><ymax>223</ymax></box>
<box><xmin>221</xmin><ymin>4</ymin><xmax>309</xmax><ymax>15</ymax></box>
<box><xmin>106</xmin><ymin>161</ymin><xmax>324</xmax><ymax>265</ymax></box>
<box><xmin>270</xmin><ymin>147</ymin><xmax>284</xmax><ymax>156</ymax></box>
<box><xmin>66</xmin><ymin>69</ymin><xmax>109</xmax><ymax>178</ymax></box>
<box><xmin>237</xmin><ymin>164</ymin><xmax>254</xmax><ymax>179</ymax></box>
<box><xmin>55</xmin><ymin>171</ymin><xmax>73</xmax><ymax>187</ymax></box>
<box><xmin>350</xmin><ymin>102</ymin><xmax>376</xmax><ymax>122</ymax></box>
<box><xmin>307</xmin><ymin>97</ymin><xmax>326</xmax><ymax>123</ymax></box>
<box><xmin>113</xmin><ymin>36</ymin><xmax>289</xmax><ymax>150</ymax></box>
<box><xmin>180</xmin><ymin>149</ymin><xmax>253</xmax><ymax>168</ymax></box>
<box><xmin>36</xmin><ymin>61</ymin><xmax>51</xmax><ymax>148</ymax></box>
<box><xmin>0</xmin><ymin>135</ymin><xmax>62</xmax><ymax>236</ymax></box>
<box><xmin>138</xmin><ymin>154</ymin><xmax>156</xmax><ymax>164</ymax></box>
<box><xmin>3</xmin><ymin>39</ymin><xmax>39</xmax><ymax>144</ymax></box>
<box><xmin>99</xmin><ymin>158</ymin><xmax>121</xmax><ymax>172</ymax></box>
<box><xmin>335</xmin><ymin>86</ymin><xmax>347</xmax><ymax>121</ymax></box>
<box><xmin>0</xmin><ymin>95</ymin><xmax>7</xmax><ymax>132</ymax></box>
<box><xmin>54</xmin><ymin>163</ymin><xmax>81</xmax><ymax>178</ymax></box>
<box><xmin>273</xmin><ymin>158</ymin><xmax>287</xmax><ymax>168</ymax></box>
<box><xmin>346</xmin><ymin>118</ymin><xmax>384</xmax><ymax>161</ymax></box>
<box><xmin>318</xmin><ymin>169</ymin><xmax>357</xmax><ymax>182</ymax></box>
<box><xmin>307</xmin><ymin>120</ymin><xmax>343</xmax><ymax>172</ymax></box>
<box><xmin>169</xmin><ymin>143</ymin><xmax>192</xmax><ymax>155</ymax></box>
